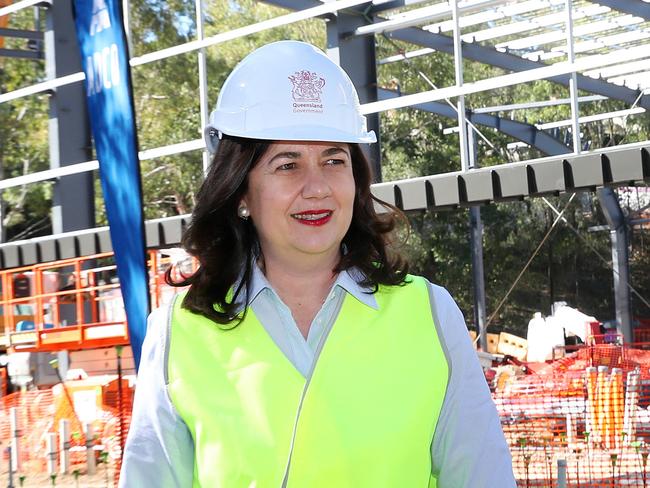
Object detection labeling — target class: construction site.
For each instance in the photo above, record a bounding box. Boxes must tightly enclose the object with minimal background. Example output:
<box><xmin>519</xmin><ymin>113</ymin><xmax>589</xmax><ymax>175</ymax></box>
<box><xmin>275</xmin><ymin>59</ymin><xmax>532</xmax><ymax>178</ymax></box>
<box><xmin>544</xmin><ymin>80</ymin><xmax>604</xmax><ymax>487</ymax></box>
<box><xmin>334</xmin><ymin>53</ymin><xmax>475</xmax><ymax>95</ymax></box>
<box><xmin>1</xmin><ymin>0</ymin><xmax>650</xmax><ymax>486</ymax></box>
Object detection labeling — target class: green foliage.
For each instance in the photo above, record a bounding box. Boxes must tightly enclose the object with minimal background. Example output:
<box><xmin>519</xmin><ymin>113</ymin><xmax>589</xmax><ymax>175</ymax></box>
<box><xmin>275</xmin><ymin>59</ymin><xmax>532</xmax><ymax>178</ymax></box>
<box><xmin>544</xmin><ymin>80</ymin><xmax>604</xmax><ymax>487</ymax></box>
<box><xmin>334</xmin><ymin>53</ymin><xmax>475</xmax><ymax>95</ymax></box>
<box><xmin>0</xmin><ymin>7</ymin><xmax>50</xmax><ymax>241</ymax></box>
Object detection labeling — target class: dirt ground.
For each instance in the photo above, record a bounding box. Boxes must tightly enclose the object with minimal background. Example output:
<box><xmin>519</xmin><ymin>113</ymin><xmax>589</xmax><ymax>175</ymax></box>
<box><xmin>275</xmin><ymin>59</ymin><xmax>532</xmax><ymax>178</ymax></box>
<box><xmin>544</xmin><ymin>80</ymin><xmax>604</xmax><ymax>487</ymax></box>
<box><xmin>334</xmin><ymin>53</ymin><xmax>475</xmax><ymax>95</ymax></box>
<box><xmin>0</xmin><ymin>469</ymin><xmax>115</xmax><ymax>487</ymax></box>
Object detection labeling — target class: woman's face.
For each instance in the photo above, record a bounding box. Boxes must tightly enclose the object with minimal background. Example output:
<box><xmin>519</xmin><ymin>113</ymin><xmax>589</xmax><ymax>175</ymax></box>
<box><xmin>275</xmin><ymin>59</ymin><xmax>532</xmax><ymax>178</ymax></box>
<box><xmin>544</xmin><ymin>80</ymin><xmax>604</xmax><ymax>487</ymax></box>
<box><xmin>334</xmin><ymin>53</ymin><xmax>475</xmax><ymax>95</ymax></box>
<box><xmin>241</xmin><ymin>141</ymin><xmax>356</xmax><ymax>267</ymax></box>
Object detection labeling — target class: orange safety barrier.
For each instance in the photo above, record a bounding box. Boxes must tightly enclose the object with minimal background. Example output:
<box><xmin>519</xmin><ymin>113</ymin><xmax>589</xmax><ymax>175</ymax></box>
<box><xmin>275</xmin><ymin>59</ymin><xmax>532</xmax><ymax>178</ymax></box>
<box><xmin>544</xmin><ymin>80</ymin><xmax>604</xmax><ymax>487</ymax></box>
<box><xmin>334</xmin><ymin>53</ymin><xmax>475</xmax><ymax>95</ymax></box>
<box><xmin>8</xmin><ymin>251</ymin><xmax>650</xmax><ymax>486</ymax></box>
<box><xmin>0</xmin><ymin>382</ymin><xmax>133</xmax><ymax>481</ymax></box>
<box><xmin>496</xmin><ymin>343</ymin><xmax>650</xmax><ymax>487</ymax></box>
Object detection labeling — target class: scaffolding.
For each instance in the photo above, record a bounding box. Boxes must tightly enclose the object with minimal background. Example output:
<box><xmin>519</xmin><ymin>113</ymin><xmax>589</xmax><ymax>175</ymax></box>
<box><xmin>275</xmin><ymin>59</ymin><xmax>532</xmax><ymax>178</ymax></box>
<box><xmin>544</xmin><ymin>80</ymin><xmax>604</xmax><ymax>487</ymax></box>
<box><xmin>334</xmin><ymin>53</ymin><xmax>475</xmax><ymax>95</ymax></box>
<box><xmin>0</xmin><ymin>249</ymin><xmax>195</xmax><ymax>353</ymax></box>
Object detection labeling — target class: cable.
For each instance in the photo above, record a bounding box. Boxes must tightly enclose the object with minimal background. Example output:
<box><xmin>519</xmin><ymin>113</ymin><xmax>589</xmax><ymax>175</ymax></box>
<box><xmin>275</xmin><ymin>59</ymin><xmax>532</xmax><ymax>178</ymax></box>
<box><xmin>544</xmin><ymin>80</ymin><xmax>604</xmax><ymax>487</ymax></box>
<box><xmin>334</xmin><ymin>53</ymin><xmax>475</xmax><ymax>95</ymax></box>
<box><xmin>541</xmin><ymin>196</ymin><xmax>650</xmax><ymax>311</ymax></box>
<box><xmin>482</xmin><ymin>193</ymin><xmax>577</xmax><ymax>333</ymax></box>
<box><xmin>381</xmin><ymin>37</ymin><xmax>510</xmax><ymax>161</ymax></box>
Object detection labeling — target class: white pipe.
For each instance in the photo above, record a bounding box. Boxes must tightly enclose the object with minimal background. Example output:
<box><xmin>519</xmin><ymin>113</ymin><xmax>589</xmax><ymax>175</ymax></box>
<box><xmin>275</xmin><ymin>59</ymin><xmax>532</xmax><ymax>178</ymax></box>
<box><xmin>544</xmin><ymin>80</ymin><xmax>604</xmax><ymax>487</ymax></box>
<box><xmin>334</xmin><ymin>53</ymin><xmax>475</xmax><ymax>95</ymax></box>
<box><xmin>10</xmin><ymin>407</ymin><xmax>20</xmax><ymax>472</ymax></box>
<box><xmin>451</xmin><ymin>0</ymin><xmax>469</xmax><ymax>171</ymax></box>
<box><xmin>0</xmin><ymin>71</ymin><xmax>85</xmax><ymax>104</ymax></box>
<box><xmin>0</xmin><ymin>137</ymin><xmax>205</xmax><ymax>191</ymax></box>
<box><xmin>586</xmin><ymin>59</ymin><xmax>650</xmax><ymax>80</ymax></box>
<box><xmin>0</xmin><ymin>0</ymin><xmax>49</xmax><ymax>17</ymax></box>
<box><xmin>138</xmin><ymin>138</ymin><xmax>204</xmax><ymax>160</ymax></box>
<box><xmin>47</xmin><ymin>432</ymin><xmax>57</xmax><ymax>474</ymax></box>
<box><xmin>122</xmin><ymin>0</ymin><xmax>133</xmax><ymax>54</ymax></box>
<box><xmin>85</xmin><ymin>422</ymin><xmax>96</xmax><ymax>475</ymax></box>
<box><xmin>474</xmin><ymin>94</ymin><xmax>606</xmax><ymax>113</ymax></box>
<box><xmin>378</xmin><ymin>47</ymin><xmax>435</xmax><ymax>65</ymax></box>
<box><xmin>354</xmin><ymin>0</ymin><xmax>508</xmax><ymax>37</ymax></box>
<box><xmin>360</xmin><ymin>44</ymin><xmax>650</xmax><ymax>115</ymax></box>
<box><xmin>565</xmin><ymin>0</ymin><xmax>581</xmax><ymax>154</ymax></box>
<box><xmin>0</xmin><ymin>160</ymin><xmax>99</xmax><ymax>191</ymax></box>
<box><xmin>59</xmin><ymin>419</ymin><xmax>70</xmax><ymax>474</ymax></box>
<box><xmin>536</xmin><ymin>107</ymin><xmax>645</xmax><ymax>129</ymax></box>
<box><xmin>129</xmin><ymin>0</ymin><xmax>372</xmax><ymax>67</ymax></box>
<box><xmin>623</xmin><ymin>370</ymin><xmax>640</xmax><ymax>445</ymax></box>
<box><xmin>195</xmin><ymin>0</ymin><xmax>210</xmax><ymax>175</ymax></box>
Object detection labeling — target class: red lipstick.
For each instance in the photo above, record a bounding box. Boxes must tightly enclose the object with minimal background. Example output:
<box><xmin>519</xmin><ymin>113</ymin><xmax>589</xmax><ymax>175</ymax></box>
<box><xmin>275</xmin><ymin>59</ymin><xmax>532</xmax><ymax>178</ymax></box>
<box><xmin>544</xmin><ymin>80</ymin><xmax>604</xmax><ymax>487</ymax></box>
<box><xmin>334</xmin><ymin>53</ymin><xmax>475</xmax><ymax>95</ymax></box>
<box><xmin>291</xmin><ymin>209</ymin><xmax>333</xmax><ymax>226</ymax></box>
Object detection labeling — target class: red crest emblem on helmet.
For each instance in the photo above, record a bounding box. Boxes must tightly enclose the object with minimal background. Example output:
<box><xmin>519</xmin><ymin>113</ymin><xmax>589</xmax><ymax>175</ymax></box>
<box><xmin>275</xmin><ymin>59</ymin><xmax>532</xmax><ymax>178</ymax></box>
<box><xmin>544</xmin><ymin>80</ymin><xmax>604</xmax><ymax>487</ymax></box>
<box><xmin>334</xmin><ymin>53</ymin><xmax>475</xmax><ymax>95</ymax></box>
<box><xmin>288</xmin><ymin>70</ymin><xmax>326</xmax><ymax>104</ymax></box>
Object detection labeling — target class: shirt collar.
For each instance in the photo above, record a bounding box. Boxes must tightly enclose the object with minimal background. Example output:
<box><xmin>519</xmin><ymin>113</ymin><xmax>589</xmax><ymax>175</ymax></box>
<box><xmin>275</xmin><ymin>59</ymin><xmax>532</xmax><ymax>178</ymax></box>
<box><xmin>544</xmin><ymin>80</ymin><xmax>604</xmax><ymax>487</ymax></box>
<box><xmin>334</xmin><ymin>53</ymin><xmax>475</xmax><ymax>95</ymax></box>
<box><xmin>247</xmin><ymin>261</ymin><xmax>378</xmax><ymax>310</ymax></box>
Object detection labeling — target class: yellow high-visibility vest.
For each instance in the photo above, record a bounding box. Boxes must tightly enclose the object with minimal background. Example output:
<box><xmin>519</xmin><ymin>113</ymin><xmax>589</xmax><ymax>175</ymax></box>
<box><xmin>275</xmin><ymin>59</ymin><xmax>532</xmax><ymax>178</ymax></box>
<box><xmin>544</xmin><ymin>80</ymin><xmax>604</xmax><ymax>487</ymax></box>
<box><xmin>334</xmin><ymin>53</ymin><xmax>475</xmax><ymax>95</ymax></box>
<box><xmin>167</xmin><ymin>275</ymin><xmax>449</xmax><ymax>487</ymax></box>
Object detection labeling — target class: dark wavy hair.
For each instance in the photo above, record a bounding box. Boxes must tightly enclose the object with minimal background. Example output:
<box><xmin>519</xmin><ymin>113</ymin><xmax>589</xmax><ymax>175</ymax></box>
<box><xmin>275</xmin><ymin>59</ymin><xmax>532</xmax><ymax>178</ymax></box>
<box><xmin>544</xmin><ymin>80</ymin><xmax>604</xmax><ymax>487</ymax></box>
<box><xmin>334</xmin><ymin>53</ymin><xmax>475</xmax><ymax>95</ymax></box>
<box><xmin>166</xmin><ymin>134</ymin><xmax>409</xmax><ymax>324</ymax></box>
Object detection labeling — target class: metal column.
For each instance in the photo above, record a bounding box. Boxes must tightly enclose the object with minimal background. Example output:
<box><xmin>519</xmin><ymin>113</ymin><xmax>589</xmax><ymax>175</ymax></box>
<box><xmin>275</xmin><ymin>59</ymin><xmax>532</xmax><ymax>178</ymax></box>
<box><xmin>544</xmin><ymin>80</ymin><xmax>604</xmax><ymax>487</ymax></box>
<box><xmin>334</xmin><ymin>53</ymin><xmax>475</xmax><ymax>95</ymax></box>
<box><xmin>450</xmin><ymin>0</ymin><xmax>469</xmax><ymax>171</ymax></box>
<box><xmin>325</xmin><ymin>13</ymin><xmax>381</xmax><ymax>181</ymax></box>
<box><xmin>195</xmin><ymin>0</ymin><xmax>210</xmax><ymax>175</ymax></box>
<box><xmin>45</xmin><ymin>0</ymin><xmax>93</xmax><ymax>369</ymax></box>
<box><xmin>467</xmin><ymin>127</ymin><xmax>487</xmax><ymax>351</ymax></box>
<box><xmin>45</xmin><ymin>0</ymin><xmax>94</xmax><ymax>234</ymax></box>
<box><xmin>598</xmin><ymin>187</ymin><xmax>632</xmax><ymax>343</ymax></box>
<box><xmin>564</xmin><ymin>0</ymin><xmax>581</xmax><ymax>154</ymax></box>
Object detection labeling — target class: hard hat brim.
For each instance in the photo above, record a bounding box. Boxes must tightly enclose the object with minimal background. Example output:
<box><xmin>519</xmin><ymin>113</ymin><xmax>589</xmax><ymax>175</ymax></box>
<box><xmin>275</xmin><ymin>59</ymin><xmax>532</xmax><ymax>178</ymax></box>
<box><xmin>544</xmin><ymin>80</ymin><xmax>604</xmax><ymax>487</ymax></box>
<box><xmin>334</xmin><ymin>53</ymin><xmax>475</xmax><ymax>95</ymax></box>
<box><xmin>217</xmin><ymin>126</ymin><xmax>377</xmax><ymax>145</ymax></box>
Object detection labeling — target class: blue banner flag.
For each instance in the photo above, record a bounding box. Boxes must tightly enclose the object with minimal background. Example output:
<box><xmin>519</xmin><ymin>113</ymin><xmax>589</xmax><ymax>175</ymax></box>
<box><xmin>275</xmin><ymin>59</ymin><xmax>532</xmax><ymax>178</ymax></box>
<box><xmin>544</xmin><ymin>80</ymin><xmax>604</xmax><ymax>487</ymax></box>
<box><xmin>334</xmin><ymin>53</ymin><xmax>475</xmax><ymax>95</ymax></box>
<box><xmin>73</xmin><ymin>0</ymin><xmax>149</xmax><ymax>370</ymax></box>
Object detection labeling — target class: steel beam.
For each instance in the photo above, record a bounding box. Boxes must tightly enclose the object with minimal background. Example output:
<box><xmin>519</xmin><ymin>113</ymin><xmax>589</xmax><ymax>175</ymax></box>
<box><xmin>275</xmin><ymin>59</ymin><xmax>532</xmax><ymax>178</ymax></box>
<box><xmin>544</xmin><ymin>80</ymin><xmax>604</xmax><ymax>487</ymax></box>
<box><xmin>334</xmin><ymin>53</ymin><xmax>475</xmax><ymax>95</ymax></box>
<box><xmin>327</xmin><ymin>11</ymin><xmax>382</xmax><ymax>180</ymax></box>
<box><xmin>2</xmin><ymin>142</ymin><xmax>648</xmax><ymax>267</ymax></box>
<box><xmin>386</xmin><ymin>26</ymin><xmax>650</xmax><ymax>110</ymax></box>
<box><xmin>371</xmin><ymin>142</ymin><xmax>650</xmax><ymax>212</ymax></box>
<box><xmin>597</xmin><ymin>186</ymin><xmax>632</xmax><ymax>343</ymax></box>
<box><xmin>590</xmin><ymin>0</ymin><xmax>650</xmax><ymax>21</ymax></box>
<box><xmin>45</xmin><ymin>0</ymin><xmax>94</xmax><ymax>234</ymax></box>
<box><xmin>0</xmin><ymin>215</ymin><xmax>190</xmax><ymax>268</ymax></box>
<box><xmin>378</xmin><ymin>88</ymin><xmax>571</xmax><ymax>156</ymax></box>
<box><xmin>369</xmin><ymin>0</ymin><xmax>430</xmax><ymax>14</ymax></box>
<box><xmin>259</xmin><ymin>0</ymin><xmax>650</xmax><ymax>110</ymax></box>
<box><xmin>0</xmin><ymin>27</ymin><xmax>44</xmax><ymax>40</ymax></box>
<box><xmin>467</xmin><ymin>127</ymin><xmax>488</xmax><ymax>352</ymax></box>
<box><xmin>0</xmin><ymin>48</ymin><xmax>42</xmax><ymax>59</ymax></box>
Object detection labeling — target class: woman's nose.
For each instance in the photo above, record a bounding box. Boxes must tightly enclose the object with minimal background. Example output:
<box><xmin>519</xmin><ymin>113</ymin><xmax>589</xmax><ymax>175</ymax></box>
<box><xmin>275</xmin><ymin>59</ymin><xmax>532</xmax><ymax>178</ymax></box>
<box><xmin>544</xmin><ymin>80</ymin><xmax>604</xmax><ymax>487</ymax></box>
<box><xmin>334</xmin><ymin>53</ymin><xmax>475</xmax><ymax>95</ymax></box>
<box><xmin>301</xmin><ymin>166</ymin><xmax>332</xmax><ymax>199</ymax></box>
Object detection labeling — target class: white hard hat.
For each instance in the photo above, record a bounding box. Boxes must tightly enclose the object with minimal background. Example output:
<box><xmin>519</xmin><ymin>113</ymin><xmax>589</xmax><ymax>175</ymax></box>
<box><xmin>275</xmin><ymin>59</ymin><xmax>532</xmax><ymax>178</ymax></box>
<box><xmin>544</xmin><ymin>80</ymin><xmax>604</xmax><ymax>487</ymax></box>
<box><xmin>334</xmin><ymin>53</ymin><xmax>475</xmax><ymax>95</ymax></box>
<box><xmin>204</xmin><ymin>40</ymin><xmax>376</xmax><ymax>153</ymax></box>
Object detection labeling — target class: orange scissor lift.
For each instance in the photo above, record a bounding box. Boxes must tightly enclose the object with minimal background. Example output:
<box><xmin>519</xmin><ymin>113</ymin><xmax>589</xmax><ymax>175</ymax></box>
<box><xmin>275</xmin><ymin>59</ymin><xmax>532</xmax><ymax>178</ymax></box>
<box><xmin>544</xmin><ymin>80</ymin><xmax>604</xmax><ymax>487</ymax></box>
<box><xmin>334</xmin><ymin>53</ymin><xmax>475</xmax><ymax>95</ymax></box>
<box><xmin>0</xmin><ymin>250</ymin><xmax>195</xmax><ymax>353</ymax></box>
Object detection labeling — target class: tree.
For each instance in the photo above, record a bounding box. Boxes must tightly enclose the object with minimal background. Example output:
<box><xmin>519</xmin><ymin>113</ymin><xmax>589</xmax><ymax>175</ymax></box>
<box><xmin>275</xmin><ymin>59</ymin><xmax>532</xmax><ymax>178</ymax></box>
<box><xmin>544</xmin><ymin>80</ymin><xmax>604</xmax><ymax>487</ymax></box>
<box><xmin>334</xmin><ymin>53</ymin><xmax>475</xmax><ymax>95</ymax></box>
<box><xmin>0</xmin><ymin>8</ymin><xmax>50</xmax><ymax>241</ymax></box>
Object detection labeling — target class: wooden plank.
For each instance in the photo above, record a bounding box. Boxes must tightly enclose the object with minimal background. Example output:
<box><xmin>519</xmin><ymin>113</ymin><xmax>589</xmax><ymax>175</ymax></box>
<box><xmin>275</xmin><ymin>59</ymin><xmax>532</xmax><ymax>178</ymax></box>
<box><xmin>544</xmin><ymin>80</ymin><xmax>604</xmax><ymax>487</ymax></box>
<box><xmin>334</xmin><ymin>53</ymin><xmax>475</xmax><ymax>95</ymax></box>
<box><xmin>40</xmin><ymin>329</ymin><xmax>82</xmax><ymax>345</ymax></box>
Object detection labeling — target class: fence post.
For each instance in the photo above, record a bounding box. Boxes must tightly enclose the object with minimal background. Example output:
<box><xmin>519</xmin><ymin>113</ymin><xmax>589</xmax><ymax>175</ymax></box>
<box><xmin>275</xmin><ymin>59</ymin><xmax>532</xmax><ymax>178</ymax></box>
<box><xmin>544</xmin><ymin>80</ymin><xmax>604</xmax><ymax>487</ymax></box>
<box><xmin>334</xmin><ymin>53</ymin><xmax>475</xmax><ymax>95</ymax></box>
<box><xmin>566</xmin><ymin>414</ymin><xmax>574</xmax><ymax>445</ymax></box>
<box><xmin>59</xmin><ymin>419</ymin><xmax>70</xmax><ymax>474</ymax></box>
<box><xmin>47</xmin><ymin>433</ymin><xmax>57</xmax><ymax>474</ymax></box>
<box><xmin>9</xmin><ymin>407</ymin><xmax>20</xmax><ymax>473</ymax></box>
<box><xmin>6</xmin><ymin>446</ymin><xmax>14</xmax><ymax>488</ymax></box>
<box><xmin>85</xmin><ymin>422</ymin><xmax>96</xmax><ymax>475</ymax></box>
<box><xmin>557</xmin><ymin>458</ymin><xmax>567</xmax><ymax>488</ymax></box>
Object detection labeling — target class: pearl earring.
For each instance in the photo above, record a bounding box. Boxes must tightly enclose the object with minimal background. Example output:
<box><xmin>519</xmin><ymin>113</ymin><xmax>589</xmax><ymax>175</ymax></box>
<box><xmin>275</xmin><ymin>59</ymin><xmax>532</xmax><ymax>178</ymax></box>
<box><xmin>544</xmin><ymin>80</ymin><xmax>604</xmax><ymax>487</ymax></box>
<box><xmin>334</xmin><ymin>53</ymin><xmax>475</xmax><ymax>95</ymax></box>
<box><xmin>238</xmin><ymin>206</ymin><xmax>250</xmax><ymax>219</ymax></box>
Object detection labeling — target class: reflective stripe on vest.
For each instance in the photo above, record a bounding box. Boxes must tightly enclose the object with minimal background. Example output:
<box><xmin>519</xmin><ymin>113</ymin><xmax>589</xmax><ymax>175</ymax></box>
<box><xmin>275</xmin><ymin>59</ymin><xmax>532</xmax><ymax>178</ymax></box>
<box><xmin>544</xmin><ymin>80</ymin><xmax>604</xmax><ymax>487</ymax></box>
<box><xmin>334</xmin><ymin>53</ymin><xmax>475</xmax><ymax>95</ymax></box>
<box><xmin>167</xmin><ymin>276</ymin><xmax>449</xmax><ymax>487</ymax></box>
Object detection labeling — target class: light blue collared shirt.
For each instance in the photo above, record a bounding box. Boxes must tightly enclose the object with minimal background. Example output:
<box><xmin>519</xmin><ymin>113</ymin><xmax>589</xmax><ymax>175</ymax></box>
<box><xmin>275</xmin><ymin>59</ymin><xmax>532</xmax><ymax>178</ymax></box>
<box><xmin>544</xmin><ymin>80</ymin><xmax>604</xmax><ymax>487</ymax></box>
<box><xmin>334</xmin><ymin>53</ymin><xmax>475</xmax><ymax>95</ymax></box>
<box><xmin>246</xmin><ymin>264</ymin><xmax>377</xmax><ymax>377</ymax></box>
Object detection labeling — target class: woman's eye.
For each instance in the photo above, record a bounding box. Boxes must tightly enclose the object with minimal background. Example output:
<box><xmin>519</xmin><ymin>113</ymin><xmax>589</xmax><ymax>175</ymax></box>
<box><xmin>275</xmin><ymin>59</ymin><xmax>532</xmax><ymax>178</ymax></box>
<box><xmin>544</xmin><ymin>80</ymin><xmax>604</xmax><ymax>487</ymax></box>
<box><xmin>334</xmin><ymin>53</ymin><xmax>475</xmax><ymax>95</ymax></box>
<box><xmin>277</xmin><ymin>162</ymin><xmax>296</xmax><ymax>171</ymax></box>
<box><xmin>325</xmin><ymin>159</ymin><xmax>345</xmax><ymax>166</ymax></box>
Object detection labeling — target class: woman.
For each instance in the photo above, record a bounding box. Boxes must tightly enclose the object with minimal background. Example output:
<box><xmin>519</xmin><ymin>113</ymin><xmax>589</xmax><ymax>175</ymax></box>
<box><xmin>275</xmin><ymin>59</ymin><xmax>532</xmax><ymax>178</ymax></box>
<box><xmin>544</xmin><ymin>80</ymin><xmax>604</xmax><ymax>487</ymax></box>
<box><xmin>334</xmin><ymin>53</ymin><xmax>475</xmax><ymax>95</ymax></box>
<box><xmin>120</xmin><ymin>40</ymin><xmax>515</xmax><ymax>487</ymax></box>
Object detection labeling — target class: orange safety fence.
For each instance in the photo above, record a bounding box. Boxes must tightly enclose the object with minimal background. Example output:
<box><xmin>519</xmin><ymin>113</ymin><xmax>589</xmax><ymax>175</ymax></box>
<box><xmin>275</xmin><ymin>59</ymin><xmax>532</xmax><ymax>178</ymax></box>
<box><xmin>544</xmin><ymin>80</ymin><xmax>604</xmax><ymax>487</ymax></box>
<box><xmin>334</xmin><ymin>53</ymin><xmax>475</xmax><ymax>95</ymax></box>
<box><xmin>496</xmin><ymin>344</ymin><xmax>650</xmax><ymax>487</ymax></box>
<box><xmin>3</xmin><ymin>337</ymin><xmax>650</xmax><ymax>486</ymax></box>
<box><xmin>0</xmin><ymin>249</ymin><xmax>195</xmax><ymax>483</ymax></box>
<box><xmin>8</xmin><ymin>250</ymin><xmax>650</xmax><ymax>486</ymax></box>
<box><xmin>0</xmin><ymin>380</ymin><xmax>133</xmax><ymax>481</ymax></box>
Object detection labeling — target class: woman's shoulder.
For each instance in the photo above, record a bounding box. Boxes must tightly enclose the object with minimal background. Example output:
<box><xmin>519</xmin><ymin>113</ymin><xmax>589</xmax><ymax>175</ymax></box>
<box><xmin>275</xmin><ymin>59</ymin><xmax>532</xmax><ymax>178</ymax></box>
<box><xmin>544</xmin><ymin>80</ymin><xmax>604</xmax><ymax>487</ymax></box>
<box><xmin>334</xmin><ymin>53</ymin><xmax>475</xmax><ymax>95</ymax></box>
<box><xmin>391</xmin><ymin>274</ymin><xmax>456</xmax><ymax>303</ymax></box>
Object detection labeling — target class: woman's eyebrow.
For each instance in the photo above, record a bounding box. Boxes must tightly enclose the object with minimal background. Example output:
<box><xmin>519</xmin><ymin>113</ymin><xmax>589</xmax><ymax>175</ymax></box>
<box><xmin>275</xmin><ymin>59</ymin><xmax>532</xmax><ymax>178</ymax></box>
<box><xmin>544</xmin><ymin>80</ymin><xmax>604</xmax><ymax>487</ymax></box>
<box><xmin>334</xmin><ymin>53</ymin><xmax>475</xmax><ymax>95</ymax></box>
<box><xmin>267</xmin><ymin>151</ymin><xmax>301</xmax><ymax>164</ymax></box>
<box><xmin>321</xmin><ymin>147</ymin><xmax>350</xmax><ymax>157</ymax></box>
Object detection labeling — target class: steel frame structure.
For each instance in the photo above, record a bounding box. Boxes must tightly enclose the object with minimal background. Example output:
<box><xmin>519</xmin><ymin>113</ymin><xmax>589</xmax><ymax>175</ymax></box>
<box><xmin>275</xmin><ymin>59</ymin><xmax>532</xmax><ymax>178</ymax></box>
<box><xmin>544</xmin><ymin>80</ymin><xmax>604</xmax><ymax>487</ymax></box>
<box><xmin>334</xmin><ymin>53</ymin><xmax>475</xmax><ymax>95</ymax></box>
<box><xmin>1</xmin><ymin>0</ymin><xmax>650</xmax><ymax>343</ymax></box>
